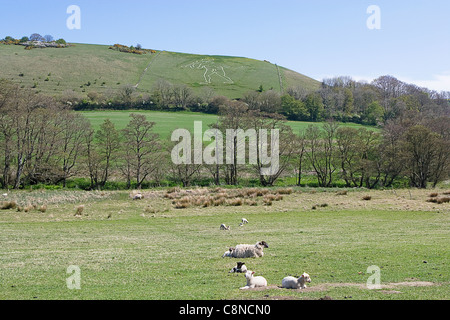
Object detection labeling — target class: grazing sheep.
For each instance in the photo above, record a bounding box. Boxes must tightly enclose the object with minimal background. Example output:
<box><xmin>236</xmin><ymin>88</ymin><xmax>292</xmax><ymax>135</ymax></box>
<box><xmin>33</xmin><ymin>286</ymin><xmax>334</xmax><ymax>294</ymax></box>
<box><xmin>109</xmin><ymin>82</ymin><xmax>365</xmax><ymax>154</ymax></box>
<box><xmin>240</xmin><ymin>270</ymin><xmax>267</xmax><ymax>290</ymax></box>
<box><xmin>282</xmin><ymin>273</ymin><xmax>311</xmax><ymax>289</ymax></box>
<box><xmin>220</xmin><ymin>224</ymin><xmax>231</xmax><ymax>230</ymax></box>
<box><xmin>133</xmin><ymin>193</ymin><xmax>143</xmax><ymax>200</ymax></box>
<box><xmin>2</xmin><ymin>193</ymin><xmax>7</xmax><ymax>197</ymax></box>
<box><xmin>241</xmin><ymin>218</ymin><xmax>249</xmax><ymax>224</ymax></box>
<box><xmin>229</xmin><ymin>262</ymin><xmax>247</xmax><ymax>274</ymax></box>
<box><xmin>226</xmin><ymin>241</ymin><xmax>269</xmax><ymax>258</ymax></box>
<box><xmin>222</xmin><ymin>247</ymin><xmax>235</xmax><ymax>258</ymax></box>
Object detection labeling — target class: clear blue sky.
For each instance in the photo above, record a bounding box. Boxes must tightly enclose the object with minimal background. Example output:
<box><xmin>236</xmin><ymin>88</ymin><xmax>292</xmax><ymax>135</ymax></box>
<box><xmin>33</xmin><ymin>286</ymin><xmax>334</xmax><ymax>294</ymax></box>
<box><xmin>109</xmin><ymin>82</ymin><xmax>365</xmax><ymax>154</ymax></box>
<box><xmin>1</xmin><ymin>0</ymin><xmax>449</xmax><ymax>91</ymax></box>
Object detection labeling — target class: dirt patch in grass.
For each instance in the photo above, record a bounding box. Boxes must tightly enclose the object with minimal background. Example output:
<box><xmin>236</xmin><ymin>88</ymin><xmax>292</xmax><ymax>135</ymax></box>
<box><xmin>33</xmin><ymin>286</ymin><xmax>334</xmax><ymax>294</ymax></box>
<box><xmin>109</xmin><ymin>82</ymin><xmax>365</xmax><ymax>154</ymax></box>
<box><xmin>241</xmin><ymin>281</ymin><xmax>437</xmax><ymax>292</ymax></box>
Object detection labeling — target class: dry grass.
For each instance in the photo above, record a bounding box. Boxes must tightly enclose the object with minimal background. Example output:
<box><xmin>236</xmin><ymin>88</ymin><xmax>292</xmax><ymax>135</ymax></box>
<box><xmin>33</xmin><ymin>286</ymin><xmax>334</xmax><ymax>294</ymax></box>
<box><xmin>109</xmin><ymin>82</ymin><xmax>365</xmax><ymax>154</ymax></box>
<box><xmin>167</xmin><ymin>187</ymin><xmax>293</xmax><ymax>210</ymax></box>
<box><xmin>75</xmin><ymin>205</ymin><xmax>85</xmax><ymax>216</ymax></box>
<box><xmin>362</xmin><ymin>195</ymin><xmax>372</xmax><ymax>201</ymax></box>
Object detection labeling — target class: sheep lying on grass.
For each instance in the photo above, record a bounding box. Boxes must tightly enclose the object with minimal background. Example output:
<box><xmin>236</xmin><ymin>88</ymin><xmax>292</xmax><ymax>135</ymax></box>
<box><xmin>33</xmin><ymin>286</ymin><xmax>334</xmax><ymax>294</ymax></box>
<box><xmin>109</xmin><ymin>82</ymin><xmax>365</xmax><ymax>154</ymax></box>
<box><xmin>223</xmin><ymin>241</ymin><xmax>269</xmax><ymax>258</ymax></box>
<box><xmin>240</xmin><ymin>270</ymin><xmax>267</xmax><ymax>290</ymax></box>
<box><xmin>229</xmin><ymin>262</ymin><xmax>247</xmax><ymax>274</ymax></box>
<box><xmin>282</xmin><ymin>273</ymin><xmax>311</xmax><ymax>289</ymax></box>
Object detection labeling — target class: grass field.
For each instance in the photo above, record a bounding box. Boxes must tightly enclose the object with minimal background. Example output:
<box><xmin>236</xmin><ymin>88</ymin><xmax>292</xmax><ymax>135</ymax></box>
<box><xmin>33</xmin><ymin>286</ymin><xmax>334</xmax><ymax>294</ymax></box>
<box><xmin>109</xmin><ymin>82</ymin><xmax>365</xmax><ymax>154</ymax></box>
<box><xmin>0</xmin><ymin>43</ymin><xmax>320</xmax><ymax>99</ymax></box>
<box><xmin>81</xmin><ymin>110</ymin><xmax>377</xmax><ymax>138</ymax></box>
<box><xmin>0</xmin><ymin>187</ymin><xmax>448</xmax><ymax>300</ymax></box>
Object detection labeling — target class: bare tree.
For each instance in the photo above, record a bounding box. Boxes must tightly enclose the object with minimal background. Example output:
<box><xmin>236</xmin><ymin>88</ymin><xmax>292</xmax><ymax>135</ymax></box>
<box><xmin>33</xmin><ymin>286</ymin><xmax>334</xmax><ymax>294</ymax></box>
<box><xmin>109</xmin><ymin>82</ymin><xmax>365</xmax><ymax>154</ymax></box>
<box><xmin>121</xmin><ymin>113</ymin><xmax>162</xmax><ymax>189</ymax></box>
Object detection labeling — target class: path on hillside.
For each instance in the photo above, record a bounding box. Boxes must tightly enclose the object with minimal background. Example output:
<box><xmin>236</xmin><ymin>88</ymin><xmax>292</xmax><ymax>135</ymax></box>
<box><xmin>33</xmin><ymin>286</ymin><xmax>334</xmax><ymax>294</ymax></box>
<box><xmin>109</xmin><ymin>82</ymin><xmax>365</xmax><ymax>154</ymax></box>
<box><xmin>134</xmin><ymin>50</ymin><xmax>165</xmax><ymax>88</ymax></box>
<box><xmin>275</xmin><ymin>64</ymin><xmax>284</xmax><ymax>93</ymax></box>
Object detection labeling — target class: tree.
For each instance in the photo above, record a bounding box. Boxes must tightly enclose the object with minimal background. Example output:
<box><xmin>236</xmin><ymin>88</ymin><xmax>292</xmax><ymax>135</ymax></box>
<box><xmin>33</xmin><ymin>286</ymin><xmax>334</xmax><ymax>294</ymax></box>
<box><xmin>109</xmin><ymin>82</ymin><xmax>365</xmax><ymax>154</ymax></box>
<box><xmin>245</xmin><ymin>110</ymin><xmax>295</xmax><ymax>186</ymax></box>
<box><xmin>304</xmin><ymin>121</ymin><xmax>339</xmax><ymax>187</ymax></box>
<box><xmin>172</xmin><ymin>84</ymin><xmax>193</xmax><ymax>110</ymax></box>
<box><xmin>57</xmin><ymin>111</ymin><xmax>91</xmax><ymax>187</ymax></box>
<box><xmin>30</xmin><ymin>33</ymin><xmax>44</xmax><ymax>42</ymax></box>
<box><xmin>281</xmin><ymin>94</ymin><xmax>308</xmax><ymax>121</ymax></box>
<box><xmin>216</xmin><ymin>100</ymin><xmax>249</xmax><ymax>185</ymax></box>
<box><xmin>303</xmin><ymin>93</ymin><xmax>324</xmax><ymax>122</ymax></box>
<box><xmin>121</xmin><ymin>114</ymin><xmax>162</xmax><ymax>189</ymax></box>
<box><xmin>400</xmin><ymin>125</ymin><xmax>440</xmax><ymax>188</ymax></box>
<box><xmin>44</xmin><ymin>35</ymin><xmax>54</xmax><ymax>42</ymax></box>
<box><xmin>94</xmin><ymin>119</ymin><xmax>121</xmax><ymax>188</ymax></box>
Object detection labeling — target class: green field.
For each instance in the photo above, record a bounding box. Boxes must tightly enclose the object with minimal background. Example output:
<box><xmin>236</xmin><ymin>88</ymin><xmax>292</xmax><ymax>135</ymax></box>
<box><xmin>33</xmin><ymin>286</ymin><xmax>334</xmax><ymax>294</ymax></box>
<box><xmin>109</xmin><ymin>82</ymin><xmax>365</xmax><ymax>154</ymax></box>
<box><xmin>0</xmin><ymin>188</ymin><xmax>448</xmax><ymax>300</ymax></box>
<box><xmin>0</xmin><ymin>43</ymin><xmax>320</xmax><ymax>99</ymax></box>
<box><xmin>81</xmin><ymin>110</ymin><xmax>377</xmax><ymax>138</ymax></box>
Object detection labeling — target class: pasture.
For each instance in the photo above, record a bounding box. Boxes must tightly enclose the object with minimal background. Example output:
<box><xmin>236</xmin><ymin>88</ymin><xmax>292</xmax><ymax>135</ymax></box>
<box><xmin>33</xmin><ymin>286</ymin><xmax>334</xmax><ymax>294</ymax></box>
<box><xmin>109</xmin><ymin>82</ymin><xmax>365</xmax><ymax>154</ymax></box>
<box><xmin>81</xmin><ymin>110</ymin><xmax>377</xmax><ymax>138</ymax></box>
<box><xmin>0</xmin><ymin>187</ymin><xmax>448</xmax><ymax>300</ymax></box>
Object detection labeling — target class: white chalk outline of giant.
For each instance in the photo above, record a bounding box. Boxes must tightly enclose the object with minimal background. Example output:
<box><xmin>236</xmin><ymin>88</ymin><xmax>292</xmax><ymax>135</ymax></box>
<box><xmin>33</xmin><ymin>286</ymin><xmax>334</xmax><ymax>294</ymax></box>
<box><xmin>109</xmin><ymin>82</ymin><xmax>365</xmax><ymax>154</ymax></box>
<box><xmin>184</xmin><ymin>59</ymin><xmax>234</xmax><ymax>84</ymax></box>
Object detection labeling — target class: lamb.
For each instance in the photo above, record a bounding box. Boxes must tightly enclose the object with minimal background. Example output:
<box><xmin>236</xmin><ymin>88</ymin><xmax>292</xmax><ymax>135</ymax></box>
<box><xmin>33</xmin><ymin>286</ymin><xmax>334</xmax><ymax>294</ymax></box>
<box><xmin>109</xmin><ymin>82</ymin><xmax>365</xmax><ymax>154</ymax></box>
<box><xmin>222</xmin><ymin>247</ymin><xmax>235</xmax><ymax>258</ymax></box>
<box><xmin>281</xmin><ymin>273</ymin><xmax>311</xmax><ymax>289</ymax></box>
<box><xmin>239</xmin><ymin>218</ymin><xmax>249</xmax><ymax>227</ymax></box>
<box><xmin>220</xmin><ymin>224</ymin><xmax>231</xmax><ymax>230</ymax></box>
<box><xmin>240</xmin><ymin>270</ymin><xmax>267</xmax><ymax>290</ymax></box>
<box><xmin>225</xmin><ymin>241</ymin><xmax>269</xmax><ymax>258</ymax></box>
<box><xmin>229</xmin><ymin>262</ymin><xmax>247</xmax><ymax>274</ymax></box>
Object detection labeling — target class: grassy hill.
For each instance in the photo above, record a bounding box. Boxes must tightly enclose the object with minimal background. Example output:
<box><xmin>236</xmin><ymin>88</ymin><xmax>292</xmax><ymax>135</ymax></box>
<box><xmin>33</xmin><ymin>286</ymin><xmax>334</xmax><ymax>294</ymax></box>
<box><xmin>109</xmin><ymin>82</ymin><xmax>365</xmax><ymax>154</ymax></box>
<box><xmin>0</xmin><ymin>43</ymin><xmax>320</xmax><ymax>99</ymax></box>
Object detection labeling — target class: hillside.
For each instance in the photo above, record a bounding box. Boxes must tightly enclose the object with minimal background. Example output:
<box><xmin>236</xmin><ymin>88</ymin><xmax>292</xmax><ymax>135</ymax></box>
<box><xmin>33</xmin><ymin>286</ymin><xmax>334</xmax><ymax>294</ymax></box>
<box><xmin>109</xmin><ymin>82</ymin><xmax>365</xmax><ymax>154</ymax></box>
<box><xmin>0</xmin><ymin>43</ymin><xmax>320</xmax><ymax>99</ymax></box>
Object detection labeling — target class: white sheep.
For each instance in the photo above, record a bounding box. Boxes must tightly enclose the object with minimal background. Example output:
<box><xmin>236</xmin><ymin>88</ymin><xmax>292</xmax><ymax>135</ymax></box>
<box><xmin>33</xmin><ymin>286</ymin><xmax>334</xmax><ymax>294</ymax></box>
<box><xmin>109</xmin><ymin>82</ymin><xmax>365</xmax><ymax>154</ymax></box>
<box><xmin>225</xmin><ymin>241</ymin><xmax>269</xmax><ymax>258</ymax></box>
<box><xmin>281</xmin><ymin>273</ymin><xmax>311</xmax><ymax>289</ymax></box>
<box><xmin>241</xmin><ymin>218</ymin><xmax>248</xmax><ymax>224</ymax></box>
<box><xmin>240</xmin><ymin>270</ymin><xmax>267</xmax><ymax>290</ymax></box>
<box><xmin>133</xmin><ymin>193</ymin><xmax>143</xmax><ymax>200</ymax></box>
<box><xmin>229</xmin><ymin>262</ymin><xmax>247</xmax><ymax>274</ymax></box>
<box><xmin>220</xmin><ymin>224</ymin><xmax>231</xmax><ymax>230</ymax></box>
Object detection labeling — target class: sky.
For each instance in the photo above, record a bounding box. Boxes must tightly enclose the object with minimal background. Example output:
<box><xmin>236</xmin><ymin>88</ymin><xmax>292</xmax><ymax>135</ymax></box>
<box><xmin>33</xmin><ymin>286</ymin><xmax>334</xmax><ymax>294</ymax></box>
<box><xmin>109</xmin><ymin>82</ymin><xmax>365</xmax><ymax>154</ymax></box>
<box><xmin>1</xmin><ymin>0</ymin><xmax>449</xmax><ymax>91</ymax></box>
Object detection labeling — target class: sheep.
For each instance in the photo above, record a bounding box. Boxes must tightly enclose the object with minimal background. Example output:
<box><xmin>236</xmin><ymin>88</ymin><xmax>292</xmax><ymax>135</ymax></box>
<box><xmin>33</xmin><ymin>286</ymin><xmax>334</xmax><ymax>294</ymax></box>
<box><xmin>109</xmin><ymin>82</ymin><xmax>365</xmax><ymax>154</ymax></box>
<box><xmin>240</xmin><ymin>270</ymin><xmax>267</xmax><ymax>290</ymax></box>
<box><xmin>282</xmin><ymin>273</ymin><xmax>311</xmax><ymax>289</ymax></box>
<box><xmin>229</xmin><ymin>262</ymin><xmax>247</xmax><ymax>274</ymax></box>
<box><xmin>226</xmin><ymin>241</ymin><xmax>269</xmax><ymax>258</ymax></box>
<box><xmin>133</xmin><ymin>193</ymin><xmax>143</xmax><ymax>200</ymax></box>
<box><xmin>241</xmin><ymin>218</ymin><xmax>249</xmax><ymax>224</ymax></box>
<box><xmin>220</xmin><ymin>224</ymin><xmax>231</xmax><ymax>230</ymax></box>
<box><xmin>222</xmin><ymin>247</ymin><xmax>235</xmax><ymax>258</ymax></box>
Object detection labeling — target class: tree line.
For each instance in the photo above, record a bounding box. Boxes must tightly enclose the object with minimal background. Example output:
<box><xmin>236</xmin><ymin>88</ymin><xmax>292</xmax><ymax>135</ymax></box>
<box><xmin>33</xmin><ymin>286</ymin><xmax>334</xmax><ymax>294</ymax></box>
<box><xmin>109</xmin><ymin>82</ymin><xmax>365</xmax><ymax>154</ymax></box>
<box><xmin>1</xmin><ymin>79</ymin><xmax>449</xmax><ymax>190</ymax></box>
<box><xmin>71</xmin><ymin>75</ymin><xmax>450</xmax><ymax>127</ymax></box>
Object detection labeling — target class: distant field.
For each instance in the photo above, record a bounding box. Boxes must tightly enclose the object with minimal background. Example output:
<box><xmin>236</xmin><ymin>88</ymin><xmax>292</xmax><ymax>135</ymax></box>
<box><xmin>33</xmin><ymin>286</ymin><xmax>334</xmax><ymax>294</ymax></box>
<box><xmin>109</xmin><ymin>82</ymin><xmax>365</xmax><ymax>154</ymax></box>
<box><xmin>0</xmin><ymin>187</ymin><xmax>448</xmax><ymax>300</ymax></box>
<box><xmin>0</xmin><ymin>43</ymin><xmax>320</xmax><ymax>99</ymax></box>
<box><xmin>81</xmin><ymin>110</ymin><xmax>378</xmax><ymax>138</ymax></box>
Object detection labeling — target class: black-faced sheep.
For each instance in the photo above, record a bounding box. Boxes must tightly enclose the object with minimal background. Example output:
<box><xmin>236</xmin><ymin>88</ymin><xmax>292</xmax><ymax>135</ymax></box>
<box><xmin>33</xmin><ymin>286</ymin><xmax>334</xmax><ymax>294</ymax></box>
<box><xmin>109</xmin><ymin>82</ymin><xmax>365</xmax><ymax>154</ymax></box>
<box><xmin>229</xmin><ymin>262</ymin><xmax>247</xmax><ymax>274</ymax></box>
<box><xmin>223</xmin><ymin>241</ymin><xmax>269</xmax><ymax>258</ymax></box>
